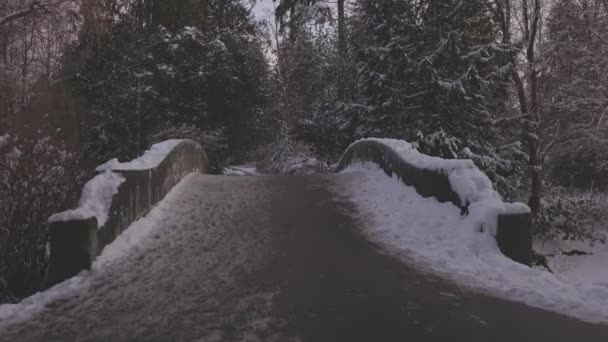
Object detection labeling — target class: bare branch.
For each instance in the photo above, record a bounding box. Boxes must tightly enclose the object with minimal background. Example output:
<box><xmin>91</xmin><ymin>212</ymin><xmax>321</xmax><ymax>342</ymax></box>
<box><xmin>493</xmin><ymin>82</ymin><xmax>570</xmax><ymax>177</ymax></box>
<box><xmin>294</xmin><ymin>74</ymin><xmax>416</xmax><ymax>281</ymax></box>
<box><xmin>0</xmin><ymin>0</ymin><xmax>67</xmax><ymax>27</ymax></box>
<box><xmin>541</xmin><ymin>121</ymin><xmax>560</xmax><ymax>160</ymax></box>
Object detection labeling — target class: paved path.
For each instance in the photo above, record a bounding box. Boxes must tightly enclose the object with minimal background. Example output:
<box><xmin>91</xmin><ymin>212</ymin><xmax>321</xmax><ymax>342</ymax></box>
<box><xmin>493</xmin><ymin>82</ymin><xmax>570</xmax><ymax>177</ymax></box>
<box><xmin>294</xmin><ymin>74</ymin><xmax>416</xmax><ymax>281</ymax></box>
<box><xmin>1</xmin><ymin>174</ymin><xmax>608</xmax><ymax>341</ymax></box>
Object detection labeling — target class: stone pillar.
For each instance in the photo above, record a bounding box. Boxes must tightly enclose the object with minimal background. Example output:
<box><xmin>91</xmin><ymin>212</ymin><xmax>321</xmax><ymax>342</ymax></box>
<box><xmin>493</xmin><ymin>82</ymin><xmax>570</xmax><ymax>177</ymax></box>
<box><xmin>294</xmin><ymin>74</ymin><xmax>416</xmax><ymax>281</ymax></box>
<box><xmin>496</xmin><ymin>213</ymin><xmax>532</xmax><ymax>266</ymax></box>
<box><xmin>47</xmin><ymin>217</ymin><xmax>98</xmax><ymax>286</ymax></box>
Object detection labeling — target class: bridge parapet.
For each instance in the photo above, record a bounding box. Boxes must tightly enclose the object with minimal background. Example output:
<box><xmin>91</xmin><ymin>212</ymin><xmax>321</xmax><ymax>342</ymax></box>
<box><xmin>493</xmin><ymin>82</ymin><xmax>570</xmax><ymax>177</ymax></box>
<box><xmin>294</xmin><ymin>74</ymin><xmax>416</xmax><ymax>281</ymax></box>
<box><xmin>336</xmin><ymin>138</ymin><xmax>532</xmax><ymax>265</ymax></box>
<box><xmin>47</xmin><ymin>140</ymin><xmax>207</xmax><ymax>285</ymax></box>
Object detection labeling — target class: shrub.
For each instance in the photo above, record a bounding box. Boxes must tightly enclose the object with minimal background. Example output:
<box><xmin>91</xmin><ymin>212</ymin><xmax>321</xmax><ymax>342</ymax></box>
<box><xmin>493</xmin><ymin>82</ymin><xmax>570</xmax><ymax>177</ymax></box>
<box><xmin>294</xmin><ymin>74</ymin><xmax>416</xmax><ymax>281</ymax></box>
<box><xmin>535</xmin><ymin>187</ymin><xmax>608</xmax><ymax>243</ymax></box>
<box><xmin>0</xmin><ymin>135</ymin><xmax>85</xmax><ymax>302</ymax></box>
<box><xmin>256</xmin><ymin>127</ymin><xmax>330</xmax><ymax>175</ymax></box>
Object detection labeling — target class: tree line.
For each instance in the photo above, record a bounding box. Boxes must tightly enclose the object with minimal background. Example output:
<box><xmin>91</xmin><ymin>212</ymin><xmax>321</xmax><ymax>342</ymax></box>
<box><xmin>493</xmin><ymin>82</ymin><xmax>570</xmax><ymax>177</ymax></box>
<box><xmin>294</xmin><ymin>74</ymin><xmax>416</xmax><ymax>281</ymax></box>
<box><xmin>271</xmin><ymin>0</ymin><xmax>608</xmax><ymax>211</ymax></box>
<box><xmin>1</xmin><ymin>0</ymin><xmax>607</xmax><ymax>302</ymax></box>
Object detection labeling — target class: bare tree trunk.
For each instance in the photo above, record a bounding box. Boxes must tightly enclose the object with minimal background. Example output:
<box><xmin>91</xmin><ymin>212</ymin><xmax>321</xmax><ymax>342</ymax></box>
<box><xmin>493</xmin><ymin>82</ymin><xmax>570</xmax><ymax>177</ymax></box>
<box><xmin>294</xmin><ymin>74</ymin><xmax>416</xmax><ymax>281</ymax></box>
<box><xmin>527</xmin><ymin>135</ymin><xmax>542</xmax><ymax>213</ymax></box>
<box><xmin>337</xmin><ymin>0</ymin><xmax>346</xmax><ymax>101</ymax></box>
<box><xmin>144</xmin><ymin>0</ymin><xmax>153</xmax><ymax>27</ymax></box>
<box><xmin>526</xmin><ymin>0</ymin><xmax>543</xmax><ymax>215</ymax></box>
<box><xmin>496</xmin><ymin>0</ymin><xmax>545</xmax><ymax>215</ymax></box>
<box><xmin>176</xmin><ymin>0</ymin><xmax>184</xmax><ymax>28</ymax></box>
<box><xmin>152</xmin><ymin>0</ymin><xmax>160</xmax><ymax>28</ymax></box>
<box><xmin>200</xmin><ymin>0</ymin><xmax>209</xmax><ymax>31</ymax></box>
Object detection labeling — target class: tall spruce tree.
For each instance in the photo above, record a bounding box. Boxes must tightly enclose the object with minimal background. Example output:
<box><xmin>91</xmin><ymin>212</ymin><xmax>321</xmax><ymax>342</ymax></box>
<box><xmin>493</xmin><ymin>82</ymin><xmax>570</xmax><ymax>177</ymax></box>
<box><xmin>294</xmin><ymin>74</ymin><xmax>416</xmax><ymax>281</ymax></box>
<box><xmin>350</xmin><ymin>0</ymin><xmax>520</xmax><ymax>196</ymax></box>
<box><xmin>68</xmin><ymin>0</ymin><xmax>270</xmax><ymax>166</ymax></box>
<box><xmin>354</xmin><ymin>0</ymin><xmax>511</xmax><ymax>145</ymax></box>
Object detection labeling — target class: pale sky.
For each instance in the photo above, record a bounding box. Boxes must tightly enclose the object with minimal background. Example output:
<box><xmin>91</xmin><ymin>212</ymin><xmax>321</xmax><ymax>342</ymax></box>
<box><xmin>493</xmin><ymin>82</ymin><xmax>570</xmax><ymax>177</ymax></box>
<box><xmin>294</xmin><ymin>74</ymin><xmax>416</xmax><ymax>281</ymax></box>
<box><xmin>253</xmin><ymin>0</ymin><xmax>275</xmax><ymax>20</ymax></box>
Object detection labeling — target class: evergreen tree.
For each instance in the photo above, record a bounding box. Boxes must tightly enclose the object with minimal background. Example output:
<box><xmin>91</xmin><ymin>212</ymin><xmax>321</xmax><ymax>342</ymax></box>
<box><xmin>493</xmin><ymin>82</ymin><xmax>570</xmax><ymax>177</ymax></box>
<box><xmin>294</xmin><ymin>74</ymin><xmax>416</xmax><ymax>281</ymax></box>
<box><xmin>67</xmin><ymin>0</ymin><xmax>270</xmax><ymax>167</ymax></box>
<box><xmin>347</xmin><ymin>0</ymin><xmax>520</xmax><ymax>196</ymax></box>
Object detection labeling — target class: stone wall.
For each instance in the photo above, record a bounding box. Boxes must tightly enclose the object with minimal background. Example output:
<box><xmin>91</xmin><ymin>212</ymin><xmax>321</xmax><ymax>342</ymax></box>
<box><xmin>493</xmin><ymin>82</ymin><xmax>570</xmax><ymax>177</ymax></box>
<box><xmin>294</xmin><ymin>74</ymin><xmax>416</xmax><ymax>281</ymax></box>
<box><xmin>47</xmin><ymin>140</ymin><xmax>208</xmax><ymax>285</ymax></box>
<box><xmin>336</xmin><ymin>140</ymin><xmax>532</xmax><ymax>265</ymax></box>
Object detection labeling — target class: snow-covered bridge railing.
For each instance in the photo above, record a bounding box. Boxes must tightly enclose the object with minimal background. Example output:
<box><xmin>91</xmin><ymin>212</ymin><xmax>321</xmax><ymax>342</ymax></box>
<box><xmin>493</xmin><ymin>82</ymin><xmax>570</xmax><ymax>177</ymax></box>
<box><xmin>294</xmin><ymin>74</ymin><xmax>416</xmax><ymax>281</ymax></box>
<box><xmin>47</xmin><ymin>140</ymin><xmax>208</xmax><ymax>285</ymax></box>
<box><xmin>336</xmin><ymin>138</ymin><xmax>532</xmax><ymax>265</ymax></box>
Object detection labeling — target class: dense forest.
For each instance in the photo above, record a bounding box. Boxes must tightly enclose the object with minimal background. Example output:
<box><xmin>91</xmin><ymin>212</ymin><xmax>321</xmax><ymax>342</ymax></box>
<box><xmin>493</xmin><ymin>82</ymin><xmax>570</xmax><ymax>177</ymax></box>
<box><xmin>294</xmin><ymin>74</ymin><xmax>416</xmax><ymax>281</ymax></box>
<box><xmin>1</xmin><ymin>0</ymin><xmax>608</xmax><ymax>303</ymax></box>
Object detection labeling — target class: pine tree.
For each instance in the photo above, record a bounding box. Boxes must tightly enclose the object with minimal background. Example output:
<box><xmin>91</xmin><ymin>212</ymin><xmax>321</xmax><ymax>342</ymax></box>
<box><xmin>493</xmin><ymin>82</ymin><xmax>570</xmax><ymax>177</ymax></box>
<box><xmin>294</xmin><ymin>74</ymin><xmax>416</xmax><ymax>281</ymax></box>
<box><xmin>349</xmin><ymin>0</ymin><xmax>519</xmax><ymax>196</ymax></box>
<box><xmin>68</xmin><ymin>0</ymin><xmax>270</xmax><ymax>165</ymax></box>
<box><xmin>353</xmin><ymin>0</ymin><xmax>511</xmax><ymax>144</ymax></box>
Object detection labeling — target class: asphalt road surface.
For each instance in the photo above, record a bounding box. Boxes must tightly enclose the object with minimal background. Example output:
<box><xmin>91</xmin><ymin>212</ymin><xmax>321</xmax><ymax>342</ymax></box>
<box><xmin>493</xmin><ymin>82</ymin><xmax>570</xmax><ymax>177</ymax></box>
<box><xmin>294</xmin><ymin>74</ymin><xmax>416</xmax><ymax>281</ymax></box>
<box><xmin>1</xmin><ymin>174</ymin><xmax>607</xmax><ymax>341</ymax></box>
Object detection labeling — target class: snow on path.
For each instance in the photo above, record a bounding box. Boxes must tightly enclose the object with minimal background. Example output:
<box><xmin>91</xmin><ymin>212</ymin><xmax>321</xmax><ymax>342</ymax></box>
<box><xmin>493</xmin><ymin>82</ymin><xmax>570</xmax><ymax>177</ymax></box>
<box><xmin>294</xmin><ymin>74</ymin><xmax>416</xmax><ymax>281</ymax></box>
<box><xmin>0</xmin><ymin>173</ymin><xmax>200</xmax><ymax>329</ymax></box>
<box><xmin>0</xmin><ymin>174</ymin><xmax>284</xmax><ymax>342</ymax></box>
<box><xmin>223</xmin><ymin>165</ymin><xmax>260</xmax><ymax>176</ymax></box>
<box><xmin>336</xmin><ymin>164</ymin><xmax>608</xmax><ymax>324</ymax></box>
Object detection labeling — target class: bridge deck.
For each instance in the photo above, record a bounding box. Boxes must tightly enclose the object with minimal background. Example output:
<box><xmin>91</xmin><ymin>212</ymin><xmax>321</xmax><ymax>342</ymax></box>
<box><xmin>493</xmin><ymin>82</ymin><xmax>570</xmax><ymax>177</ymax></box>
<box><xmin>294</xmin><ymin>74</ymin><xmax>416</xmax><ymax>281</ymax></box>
<box><xmin>1</xmin><ymin>174</ymin><xmax>607</xmax><ymax>341</ymax></box>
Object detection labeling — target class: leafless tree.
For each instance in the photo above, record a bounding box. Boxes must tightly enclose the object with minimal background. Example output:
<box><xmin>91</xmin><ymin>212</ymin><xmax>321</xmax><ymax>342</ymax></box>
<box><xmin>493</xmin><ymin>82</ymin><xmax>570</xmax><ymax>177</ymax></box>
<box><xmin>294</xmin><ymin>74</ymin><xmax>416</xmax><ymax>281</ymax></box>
<box><xmin>0</xmin><ymin>0</ymin><xmax>79</xmax><ymax>132</ymax></box>
<box><xmin>492</xmin><ymin>0</ymin><xmax>556</xmax><ymax>214</ymax></box>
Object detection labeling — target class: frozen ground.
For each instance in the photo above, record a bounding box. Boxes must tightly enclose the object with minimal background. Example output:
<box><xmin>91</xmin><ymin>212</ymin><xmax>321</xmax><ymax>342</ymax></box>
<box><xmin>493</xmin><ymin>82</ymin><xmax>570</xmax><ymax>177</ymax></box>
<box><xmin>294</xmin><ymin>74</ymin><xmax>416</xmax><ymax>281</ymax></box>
<box><xmin>223</xmin><ymin>165</ymin><xmax>260</xmax><ymax>176</ymax></box>
<box><xmin>336</xmin><ymin>163</ymin><xmax>608</xmax><ymax>324</ymax></box>
<box><xmin>0</xmin><ymin>174</ymin><xmax>291</xmax><ymax>341</ymax></box>
<box><xmin>535</xmin><ymin>238</ymin><xmax>608</xmax><ymax>287</ymax></box>
<box><xmin>1</xmin><ymin>173</ymin><xmax>607</xmax><ymax>341</ymax></box>
<box><xmin>0</xmin><ymin>173</ymin><xmax>199</xmax><ymax>327</ymax></box>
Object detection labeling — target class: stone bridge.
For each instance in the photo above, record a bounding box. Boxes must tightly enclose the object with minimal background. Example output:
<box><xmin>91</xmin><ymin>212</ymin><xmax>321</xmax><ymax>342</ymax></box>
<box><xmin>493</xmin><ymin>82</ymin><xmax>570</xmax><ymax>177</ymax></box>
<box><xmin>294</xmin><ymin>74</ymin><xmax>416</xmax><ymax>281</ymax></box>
<box><xmin>1</xmin><ymin>139</ymin><xmax>607</xmax><ymax>341</ymax></box>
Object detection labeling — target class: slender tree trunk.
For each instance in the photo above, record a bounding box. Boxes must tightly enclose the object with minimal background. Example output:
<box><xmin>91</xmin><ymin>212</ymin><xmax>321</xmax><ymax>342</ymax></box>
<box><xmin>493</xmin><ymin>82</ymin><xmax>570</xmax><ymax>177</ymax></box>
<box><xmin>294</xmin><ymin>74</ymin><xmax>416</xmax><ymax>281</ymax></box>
<box><xmin>217</xmin><ymin>0</ymin><xmax>226</xmax><ymax>28</ymax></box>
<box><xmin>527</xmin><ymin>0</ymin><xmax>543</xmax><ymax>215</ymax></box>
<box><xmin>144</xmin><ymin>0</ymin><xmax>152</xmax><ymax>28</ymax></box>
<box><xmin>337</xmin><ymin>0</ymin><xmax>346</xmax><ymax>101</ymax></box>
<box><xmin>152</xmin><ymin>0</ymin><xmax>160</xmax><ymax>28</ymax></box>
<box><xmin>528</xmin><ymin>136</ymin><xmax>542</xmax><ymax>213</ymax></box>
<box><xmin>200</xmin><ymin>0</ymin><xmax>209</xmax><ymax>31</ymax></box>
<box><xmin>176</xmin><ymin>0</ymin><xmax>184</xmax><ymax>29</ymax></box>
<box><xmin>499</xmin><ymin>0</ymin><xmax>543</xmax><ymax>215</ymax></box>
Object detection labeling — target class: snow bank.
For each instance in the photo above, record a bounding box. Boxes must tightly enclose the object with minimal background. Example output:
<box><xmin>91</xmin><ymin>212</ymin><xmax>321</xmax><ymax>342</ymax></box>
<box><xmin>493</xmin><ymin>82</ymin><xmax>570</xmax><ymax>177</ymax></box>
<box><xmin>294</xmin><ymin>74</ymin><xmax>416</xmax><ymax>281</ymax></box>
<box><xmin>339</xmin><ymin>138</ymin><xmax>530</xmax><ymax>239</ymax></box>
<box><xmin>338</xmin><ymin>164</ymin><xmax>608</xmax><ymax>324</ymax></box>
<box><xmin>273</xmin><ymin>156</ymin><xmax>325</xmax><ymax>175</ymax></box>
<box><xmin>536</xmin><ymin>239</ymin><xmax>608</xmax><ymax>288</ymax></box>
<box><xmin>0</xmin><ymin>274</ymin><xmax>90</xmax><ymax>327</ymax></box>
<box><xmin>48</xmin><ymin>171</ymin><xmax>125</xmax><ymax>226</ymax></box>
<box><xmin>96</xmin><ymin>139</ymin><xmax>188</xmax><ymax>172</ymax></box>
<box><xmin>223</xmin><ymin>165</ymin><xmax>260</xmax><ymax>176</ymax></box>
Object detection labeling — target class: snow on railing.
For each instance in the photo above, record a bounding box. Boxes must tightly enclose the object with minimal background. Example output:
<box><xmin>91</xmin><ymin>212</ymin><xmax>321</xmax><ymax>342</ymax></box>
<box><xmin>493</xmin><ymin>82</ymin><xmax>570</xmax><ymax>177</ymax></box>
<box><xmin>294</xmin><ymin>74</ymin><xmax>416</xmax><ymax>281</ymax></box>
<box><xmin>48</xmin><ymin>171</ymin><xmax>125</xmax><ymax>227</ymax></box>
<box><xmin>336</xmin><ymin>138</ymin><xmax>532</xmax><ymax>265</ymax></box>
<box><xmin>47</xmin><ymin>140</ymin><xmax>208</xmax><ymax>286</ymax></box>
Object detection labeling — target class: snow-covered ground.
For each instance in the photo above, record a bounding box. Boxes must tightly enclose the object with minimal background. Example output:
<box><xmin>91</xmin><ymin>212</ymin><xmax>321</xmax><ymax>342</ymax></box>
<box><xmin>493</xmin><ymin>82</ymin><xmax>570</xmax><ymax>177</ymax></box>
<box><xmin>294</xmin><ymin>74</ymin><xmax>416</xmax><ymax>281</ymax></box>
<box><xmin>536</xmin><ymin>238</ymin><xmax>608</xmax><ymax>288</ymax></box>
<box><xmin>0</xmin><ymin>173</ymin><xmax>200</xmax><ymax>329</ymax></box>
<box><xmin>336</xmin><ymin>163</ymin><xmax>608</xmax><ymax>324</ymax></box>
<box><xmin>223</xmin><ymin>165</ymin><xmax>260</xmax><ymax>176</ymax></box>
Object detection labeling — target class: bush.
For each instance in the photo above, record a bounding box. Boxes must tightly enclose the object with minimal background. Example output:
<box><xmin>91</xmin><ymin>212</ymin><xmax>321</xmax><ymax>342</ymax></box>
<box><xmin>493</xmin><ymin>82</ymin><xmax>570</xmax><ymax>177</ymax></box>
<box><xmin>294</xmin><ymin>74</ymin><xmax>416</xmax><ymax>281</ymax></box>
<box><xmin>256</xmin><ymin>127</ymin><xmax>330</xmax><ymax>175</ymax></box>
<box><xmin>0</xmin><ymin>135</ymin><xmax>85</xmax><ymax>302</ymax></box>
<box><xmin>535</xmin><ymin>187</ymin><xmax>608</xmax><ymax>243</ymax></box>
